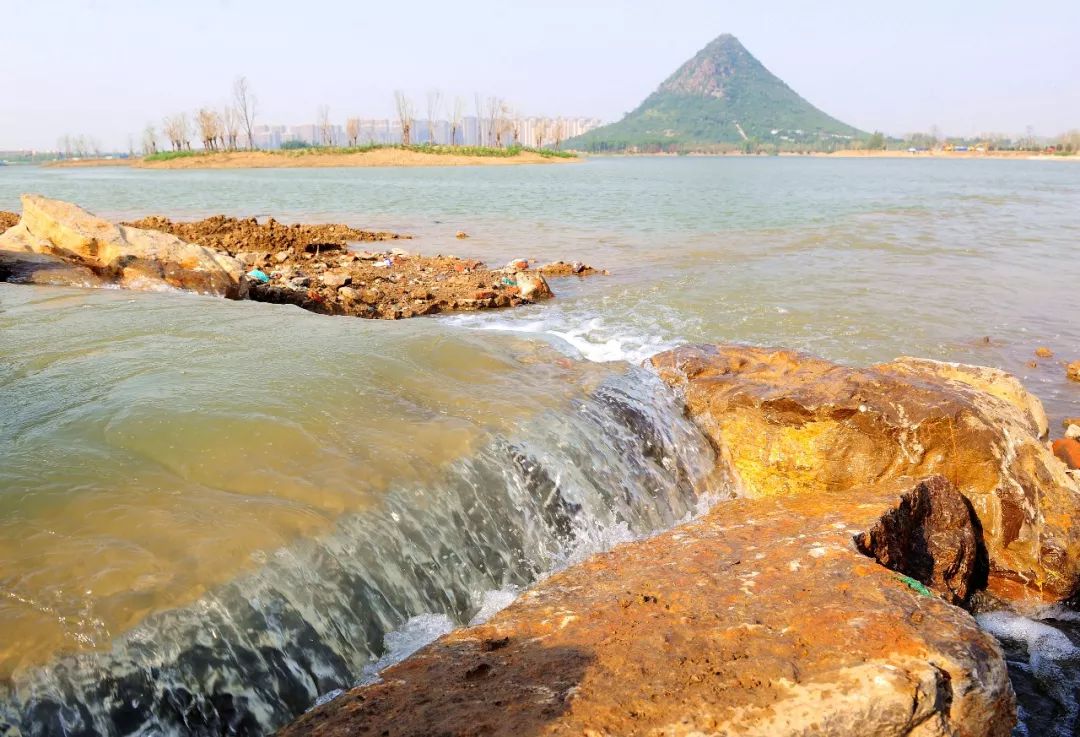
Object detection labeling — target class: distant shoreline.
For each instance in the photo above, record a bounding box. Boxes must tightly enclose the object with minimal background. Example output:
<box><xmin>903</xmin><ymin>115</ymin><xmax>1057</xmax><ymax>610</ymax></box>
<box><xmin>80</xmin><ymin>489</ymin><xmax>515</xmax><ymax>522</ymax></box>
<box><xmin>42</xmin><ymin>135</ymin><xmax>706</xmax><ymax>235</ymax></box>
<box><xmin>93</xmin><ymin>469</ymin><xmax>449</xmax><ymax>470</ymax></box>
<box><xmin>573</xmin><ymin>149</ymin><xmax>1079</xmax><ymax>162</ymax></box>
<box><xmin>44</xmin><ymin>147</ymin><xmax>577</xmax><ymax>170</ymax></box>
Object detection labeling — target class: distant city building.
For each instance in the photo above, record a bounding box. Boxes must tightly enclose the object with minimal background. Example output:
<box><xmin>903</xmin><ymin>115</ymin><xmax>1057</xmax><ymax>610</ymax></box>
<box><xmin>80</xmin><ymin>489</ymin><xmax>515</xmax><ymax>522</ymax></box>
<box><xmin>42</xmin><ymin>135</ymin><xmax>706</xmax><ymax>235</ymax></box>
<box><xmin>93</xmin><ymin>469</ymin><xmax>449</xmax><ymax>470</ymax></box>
<box><xmin>239</xmin><ymin>116</ymin><xmax>602</xmax><ymax>149</ymax></box>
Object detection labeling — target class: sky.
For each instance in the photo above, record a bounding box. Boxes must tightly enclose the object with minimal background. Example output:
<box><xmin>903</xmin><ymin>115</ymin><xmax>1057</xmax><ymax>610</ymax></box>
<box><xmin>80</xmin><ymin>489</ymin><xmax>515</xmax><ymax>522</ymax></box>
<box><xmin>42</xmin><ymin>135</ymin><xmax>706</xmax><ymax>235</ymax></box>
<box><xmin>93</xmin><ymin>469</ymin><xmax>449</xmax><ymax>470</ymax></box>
<box><xmin>2</xmin><ymin>0</ymin><xmax>1078</xmax><ymax>150</ymax></box>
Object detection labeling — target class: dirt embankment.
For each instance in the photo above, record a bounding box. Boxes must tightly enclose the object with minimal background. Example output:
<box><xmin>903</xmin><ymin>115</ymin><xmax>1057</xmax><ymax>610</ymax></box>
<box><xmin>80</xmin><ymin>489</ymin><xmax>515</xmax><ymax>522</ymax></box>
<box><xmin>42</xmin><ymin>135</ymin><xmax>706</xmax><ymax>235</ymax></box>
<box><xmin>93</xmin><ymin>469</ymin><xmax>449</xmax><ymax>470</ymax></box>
<box><xmin>123</xmin><ymin>215</ymin><xmax>403</xmax><ymax>254</ymax></box>
<box><xmin>0</xmin><ymin>212</ymin><xmax>18</xmax><ymax>234</ymax></box>
<box><xmin>131</xmin><ymin>149</ymin><xmax>576</xmax><ymax>170</ymax></box>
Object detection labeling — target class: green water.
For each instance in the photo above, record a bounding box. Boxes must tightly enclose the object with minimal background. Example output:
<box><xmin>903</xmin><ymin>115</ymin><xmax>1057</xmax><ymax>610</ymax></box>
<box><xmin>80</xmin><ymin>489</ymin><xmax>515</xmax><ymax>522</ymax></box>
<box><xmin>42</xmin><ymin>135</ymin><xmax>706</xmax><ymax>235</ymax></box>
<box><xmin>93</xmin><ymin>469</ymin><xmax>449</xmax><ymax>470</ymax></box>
<box><xmin>0</xmin><ymin>157</ymin><xmax>1077</xmax><ymax>735</ymax></box>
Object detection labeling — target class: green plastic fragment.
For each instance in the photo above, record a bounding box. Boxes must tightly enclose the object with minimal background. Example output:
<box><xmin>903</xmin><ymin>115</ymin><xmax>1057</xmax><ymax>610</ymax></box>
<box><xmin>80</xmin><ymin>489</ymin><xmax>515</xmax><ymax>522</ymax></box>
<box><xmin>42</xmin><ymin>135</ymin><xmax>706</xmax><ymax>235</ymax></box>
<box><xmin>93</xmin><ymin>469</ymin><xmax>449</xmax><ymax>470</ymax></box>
<box><xmin>895</xmin><ymin>573</ymin><xmax>934</xmax><ymax>597</ymax></box>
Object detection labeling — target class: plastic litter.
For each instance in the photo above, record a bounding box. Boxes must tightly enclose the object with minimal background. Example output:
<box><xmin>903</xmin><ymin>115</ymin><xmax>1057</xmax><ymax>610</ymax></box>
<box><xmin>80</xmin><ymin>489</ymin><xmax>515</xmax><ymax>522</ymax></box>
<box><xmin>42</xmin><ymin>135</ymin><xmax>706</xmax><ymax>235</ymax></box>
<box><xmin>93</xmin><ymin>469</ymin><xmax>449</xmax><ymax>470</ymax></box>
<box><xmin>373</xmin><ymin>258</ymin><xmax>394</xmax><ymax>268</ymax></box>
<box><xmin>501</xmin><ymin>276</ymin><xmax>516</xmax><ymax>286</ymax></box>
<box><xmin>246</xmin><ymin>269</ymin><xmax>270</xmax><ymax>283</ymax></box>
<box><xmin>894</xmin><ymin>573</ymin><xmax>934</xmax><ymax>598</ymax></box>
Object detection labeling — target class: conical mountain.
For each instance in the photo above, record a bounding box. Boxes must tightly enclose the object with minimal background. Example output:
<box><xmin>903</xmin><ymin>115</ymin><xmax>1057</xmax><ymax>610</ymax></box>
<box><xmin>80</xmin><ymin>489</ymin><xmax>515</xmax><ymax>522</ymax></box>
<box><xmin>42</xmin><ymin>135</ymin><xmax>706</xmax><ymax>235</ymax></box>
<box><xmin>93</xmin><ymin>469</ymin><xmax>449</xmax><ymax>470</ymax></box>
<box><xmin>567</xmin><ymin>34</ymin><xmax>863</xmax><ymax>151</ymax></box>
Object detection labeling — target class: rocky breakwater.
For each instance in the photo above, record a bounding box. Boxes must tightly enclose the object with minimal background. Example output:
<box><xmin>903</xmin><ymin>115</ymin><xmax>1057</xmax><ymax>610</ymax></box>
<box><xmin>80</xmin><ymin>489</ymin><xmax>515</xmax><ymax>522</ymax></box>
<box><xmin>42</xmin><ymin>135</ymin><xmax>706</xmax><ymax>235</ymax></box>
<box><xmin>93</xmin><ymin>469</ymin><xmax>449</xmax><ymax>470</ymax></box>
<box><xmin>0</xmin><ymin>195</ymin><xmax>244</xmax><ymax>295</ymax></box>
<box><xmin>0</xmin><ymin>198</ymin><xmax>568</xmax><ymax>319</ymax></box>
<box><xmin>281</xmin><ymin>344</ymin><xmax>1080</xmax><ymax>736</ymax></box>
<box><xmin>124</xmin><ymin>216</ymin><xmax>562</xmax><ymax>318</ymax></box>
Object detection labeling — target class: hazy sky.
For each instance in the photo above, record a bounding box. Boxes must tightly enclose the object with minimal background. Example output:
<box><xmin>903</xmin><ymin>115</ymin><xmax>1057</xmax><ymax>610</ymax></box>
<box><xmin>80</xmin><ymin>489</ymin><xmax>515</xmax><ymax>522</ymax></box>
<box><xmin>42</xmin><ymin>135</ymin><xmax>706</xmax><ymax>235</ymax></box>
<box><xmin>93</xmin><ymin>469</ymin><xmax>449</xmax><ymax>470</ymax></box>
<box><xmin>3</xmin><ymin>0</ymin><xmax>1078</xmax><ymax>150</ymax></box>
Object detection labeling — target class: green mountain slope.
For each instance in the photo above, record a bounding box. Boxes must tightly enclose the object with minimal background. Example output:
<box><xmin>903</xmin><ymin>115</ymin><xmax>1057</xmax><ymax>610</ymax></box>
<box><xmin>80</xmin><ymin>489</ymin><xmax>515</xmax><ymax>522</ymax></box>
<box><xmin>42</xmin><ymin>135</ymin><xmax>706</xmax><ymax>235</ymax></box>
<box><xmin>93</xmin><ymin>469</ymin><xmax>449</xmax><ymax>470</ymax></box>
<box><xmin>567</xmin><ymin>34</ymin><xmax>864</xmax><ymax>152</ymax></box>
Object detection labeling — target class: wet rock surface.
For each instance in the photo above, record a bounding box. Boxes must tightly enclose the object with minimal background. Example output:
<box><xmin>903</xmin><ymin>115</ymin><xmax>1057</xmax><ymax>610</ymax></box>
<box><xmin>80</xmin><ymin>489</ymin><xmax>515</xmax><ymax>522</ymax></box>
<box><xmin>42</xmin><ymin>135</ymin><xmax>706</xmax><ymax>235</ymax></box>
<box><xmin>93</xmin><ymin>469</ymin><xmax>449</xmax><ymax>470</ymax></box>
<box><xmin>282</xmin><ymin>476</ymin><xmax>1014</xmax><ymax>737</ymax></box>
<box><xmin>537</xmin><ymin>260</ymin><xmax>606</xmax><ymax>277</ymax></box>
<box><xmin>650</xmin><ymin>344</ymin><xmax>1080</xmax><ymax>606</ymax></box>
<box><xmin>0</xmin><ymin>195</ymin><xmax>244</xmax><ymax>296</ymax></box>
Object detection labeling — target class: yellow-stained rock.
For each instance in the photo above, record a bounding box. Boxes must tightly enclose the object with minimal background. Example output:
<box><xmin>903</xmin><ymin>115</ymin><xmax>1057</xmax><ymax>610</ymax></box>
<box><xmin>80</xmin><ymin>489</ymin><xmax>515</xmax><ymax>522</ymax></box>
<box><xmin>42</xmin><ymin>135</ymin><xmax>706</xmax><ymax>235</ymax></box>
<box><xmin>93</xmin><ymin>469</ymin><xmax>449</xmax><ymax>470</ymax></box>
<box><xmin>0</xmin><ymin>195</ymin><xmax>244</xmax><ymax>297</ymax></box>
<box><xmin>649</xmin><ymin>344</ymin><xmax>1080</xmax><ymax>605</ymax></box>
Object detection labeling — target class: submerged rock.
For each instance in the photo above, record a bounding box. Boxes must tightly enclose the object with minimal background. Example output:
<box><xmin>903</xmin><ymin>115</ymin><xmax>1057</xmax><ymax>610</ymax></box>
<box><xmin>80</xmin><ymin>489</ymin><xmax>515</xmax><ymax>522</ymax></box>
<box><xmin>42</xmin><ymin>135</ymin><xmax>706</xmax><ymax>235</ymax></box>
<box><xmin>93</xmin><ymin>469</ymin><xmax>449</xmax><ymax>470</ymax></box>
<box><xmin>1068</xmin><ymin>361</ymin><xmax>1080</xmax><ymax>383</ymax></box>
<box><xmin>0</xmin><ymin>195</ymin><xmax>244</xmax><ymax>296</ymax></box>
<box><xmin>281</xmin><ymin>476</ymin><xmax>1014</xmax><ymax>737</ymax></box>
<box><xmin>649</xmin><ymin>344</ymin><xmax>1080</xmax><ymax>605</ymax></box>
<box><xmin>538</xmin><ymin>260</ymin><xmax>606</xmax><ymax>277</ymax></box>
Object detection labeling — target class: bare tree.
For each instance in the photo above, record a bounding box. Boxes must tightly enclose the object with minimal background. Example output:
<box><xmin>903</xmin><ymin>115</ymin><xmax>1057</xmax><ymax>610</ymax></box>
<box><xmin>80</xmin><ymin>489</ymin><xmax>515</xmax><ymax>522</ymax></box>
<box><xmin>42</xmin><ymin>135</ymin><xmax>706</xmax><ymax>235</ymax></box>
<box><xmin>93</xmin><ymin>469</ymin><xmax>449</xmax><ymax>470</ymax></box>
<box><xmin>59</xmin><ymin>135</ymin><xmax>72</xmax><ymax>159</ymax></box>
<box><xmin>449</xmin><ymin>97</ymin><xmax>464</xmax><ymax>146</ymax></box>
<box><xmin>394</xmin><ymin>90</ymin><xmax>414</xmax><ymax>146</ymax></box>
<box><xmin>534</xmin><ymin>118</ymin><xmax>548</xmax><ymax>149</ymax></box>
<box><xmin>197</xmin><ymin>108</ymin><xmax>223</xmax><ymax>151</ymax></box>
<box><xmin>511</xmin><ymin>111</ymin><xmax>522</xmax><ymax>146</ymax></box>
<box><xmin>346</xmin><ymin>117</ymin><xmax>360</xmax><ymax>147</ymax></box>
<box><xmin>426</xmin><ymin>89</ymin><xmax>442</xmax><ymax>144</ymax></box>
<box><xmin>474</xmin><ymin>93</ymin><xmax>484</xmax><ymax>146</ymax></box>
<box><xmin>551</xmin><ymin>118</ymin><xmax>565</xmax><ymax>150</ymax></box>
<box><xmin>163</xmin><ymin>113</ymin><xmax>191</xmax><ymax>151</ymax></box>
<box><xmin>485</xmin><ymin>96</ymin><xmax>502</xmax><ymax>147</ymax></box>
<box><xmin>142</xmin><ymin>124</ymin><xmax>158</xmax><ymax>155</ymax></box>
<box><xmin>222</xmin><ymin>106</ymin><xmax>240</xmax><ymax>151</ymax></box>
<box><xmin>233</xmin><ymin>75</ymin><xmax>258</xmax><ymax>150</ymax></box>
<box><xmin>317</xmin><ymin>105</ymin><xmax>333</xmax><ymax>146</ymax></box>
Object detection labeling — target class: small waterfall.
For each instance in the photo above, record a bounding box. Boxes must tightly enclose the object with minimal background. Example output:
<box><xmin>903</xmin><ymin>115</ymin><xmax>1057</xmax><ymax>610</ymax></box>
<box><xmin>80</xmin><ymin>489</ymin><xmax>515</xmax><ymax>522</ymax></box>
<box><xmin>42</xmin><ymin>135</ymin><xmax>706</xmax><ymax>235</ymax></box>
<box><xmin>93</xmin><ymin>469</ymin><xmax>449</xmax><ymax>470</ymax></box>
<box><xmin>0</xmin><ymin>366</ymin><xmax>721</xmax><ymax>737</ymax></box>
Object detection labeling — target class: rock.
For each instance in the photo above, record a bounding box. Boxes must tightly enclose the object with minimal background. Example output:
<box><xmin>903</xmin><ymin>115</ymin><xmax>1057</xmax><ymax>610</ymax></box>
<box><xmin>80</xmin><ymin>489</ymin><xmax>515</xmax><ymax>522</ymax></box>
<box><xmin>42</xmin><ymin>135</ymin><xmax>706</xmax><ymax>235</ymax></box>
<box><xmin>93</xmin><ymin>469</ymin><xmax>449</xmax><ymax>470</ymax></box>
<box><xmin>281</xmin><ymin>477</ymin><xmax>1014</xmax><ymax>737</ymax></box>
<box><xmin>507</xmin><ymin>258</ymin><xmax>530</xmax><ymax>271</ymax></box>
<box><xmin>455</xmin><ymin>231</ymin><xmax>469</xmax><ymax>239</ymax></box>
<box><xmin>1035</xmin><ymin>346</ymin><xmax>1054</xmax><ymax>358</ymax></box>
<box><xmin>853</xmin><ymin>476</ymin><xmax>978</xmax><ymax>604</ymax></box>
<box><xmin>513</xmin><ymin>271</ymin><xmax>552</xmax><ymax>302</ymax></box>
<box><xmin>1064</xmin><ymin>417</ymin><xmax>1080</xmax><ymax>432</ymax></box>
<box><xmin>1052</xmin><ymin>438</ymin><xmax>1080</xmax><ymax>470</ymax></box>
<box><xmin>538</xmin><ymin>260</ymin><xmax>604</xmax><ymax>277</ymax></box>
<box><xmin>289</xmin><ymin>275</ymin><xmax>311</xmax><ymax>288</ymax></box>
<box><xmin>1068</xmin><ymin>361</ymin><xmax>1080</xmax><ymax>382</ymax></box>
<box><xmin>649</xmin><ymin>345</ymin><xmax>1080</xmax><ymax>605</ymax></box>
<box><xmin>0</xmin><ymin>195</ymin><xmax>244</xmax><ymax>297</ymax></box>
<box><xmin>473</xmin><ymin>289</ymin><xmax>495</xmax><ymax>300</ymax></box>
<box><xmin>320</xmin><ymin>272</ymin><xmax>351</xmax><ymax>289</ymax></box>
<box><xmin>390</xmin><ymin>247</ymin><xmax>410</xmax><ymax>258</ymax></box>
<box><xmin>336</xmin><ymin>286</ymin><xmax>359</xmax><ymax>302</ymax></box>
<box><xmin>0</xmin><ymin>248</ymin><xmax>104</xmax><ymax>288</ymax></box>
<box><xmin>274</xmin><ymin>251</ymin><xmax>290</xmax><ymax>264</ymax></box>
<box><xmin>1066</xmin><ymin>424</ymin><xmax>1080</xmax><ymax>440</ymax></box>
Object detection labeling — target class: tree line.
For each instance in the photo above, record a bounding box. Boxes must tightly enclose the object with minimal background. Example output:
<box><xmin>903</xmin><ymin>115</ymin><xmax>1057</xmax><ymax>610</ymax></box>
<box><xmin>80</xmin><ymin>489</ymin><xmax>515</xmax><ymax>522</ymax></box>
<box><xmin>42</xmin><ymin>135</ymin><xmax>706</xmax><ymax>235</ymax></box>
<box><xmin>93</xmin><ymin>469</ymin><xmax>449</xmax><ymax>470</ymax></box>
<box><xmin>58</xmin><ymin>80</ymin><xmax>575</xmax><ymax>157</ymax></box>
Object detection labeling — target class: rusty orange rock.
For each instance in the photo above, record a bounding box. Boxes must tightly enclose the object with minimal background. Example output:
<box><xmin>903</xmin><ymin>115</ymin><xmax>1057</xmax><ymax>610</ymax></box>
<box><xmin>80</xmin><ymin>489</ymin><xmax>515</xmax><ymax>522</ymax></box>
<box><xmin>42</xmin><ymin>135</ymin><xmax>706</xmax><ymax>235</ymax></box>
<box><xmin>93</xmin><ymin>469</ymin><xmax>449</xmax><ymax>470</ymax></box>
<box><xmin>282</xmin><ymin>478</ymin><xmax>1014</xmax><ymax>737</ymax></box>
<box><xmin>1035</xmin><ymin>346</ymin><xmax>1053</xmax><ymax>358</ymax></box>
<box><xmin>1052</xmin><ymin>438</ymin><xmax>1080</xmax><ymax>470</ymax></box>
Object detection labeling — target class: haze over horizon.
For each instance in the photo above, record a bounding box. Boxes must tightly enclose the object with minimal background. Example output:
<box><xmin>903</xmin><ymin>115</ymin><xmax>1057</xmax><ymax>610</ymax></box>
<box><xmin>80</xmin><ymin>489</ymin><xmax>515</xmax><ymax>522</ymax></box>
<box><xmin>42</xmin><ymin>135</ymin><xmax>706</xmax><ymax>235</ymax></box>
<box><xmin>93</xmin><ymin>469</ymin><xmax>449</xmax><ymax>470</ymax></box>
<box><xmin>4</xmin><ymin>0</ymin><xmax>1078</xmax><ymax>150</ymax></box>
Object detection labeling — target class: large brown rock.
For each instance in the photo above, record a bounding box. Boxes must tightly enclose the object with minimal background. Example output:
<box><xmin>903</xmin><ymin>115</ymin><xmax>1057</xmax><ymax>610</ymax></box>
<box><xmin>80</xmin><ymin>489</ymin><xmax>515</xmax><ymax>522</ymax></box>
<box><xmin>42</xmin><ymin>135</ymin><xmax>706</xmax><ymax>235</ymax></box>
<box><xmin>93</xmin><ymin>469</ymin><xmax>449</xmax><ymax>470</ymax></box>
<box><xmin>282</xmin><ymin>477</ymin><xmax>1014</xmax><ymax>737</ymax></box>
<box><xmin>649</xmin><ymin>344</ymin><xmax>1080</xmax><ymax>605</ymax></box>
<box><xmin>0</xmin><ymin>195</ymin><xmax>243</xmax><ymax>296</ymax></box>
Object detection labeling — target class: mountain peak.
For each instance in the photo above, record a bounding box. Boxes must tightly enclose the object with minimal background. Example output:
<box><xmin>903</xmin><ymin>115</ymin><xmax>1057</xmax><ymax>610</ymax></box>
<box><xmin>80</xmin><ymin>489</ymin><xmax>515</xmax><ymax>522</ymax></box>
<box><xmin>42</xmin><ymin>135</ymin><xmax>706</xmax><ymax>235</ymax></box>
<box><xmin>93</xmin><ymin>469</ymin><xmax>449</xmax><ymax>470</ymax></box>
<box><xmin>567</xmin><ymin>35</ymin><xmax>863</xmax><ymax>151</ymax></box>
<box><xmin>658</xmin><ymin>34</ymin><xmax>756</xmax><ymax>98</ymax></box>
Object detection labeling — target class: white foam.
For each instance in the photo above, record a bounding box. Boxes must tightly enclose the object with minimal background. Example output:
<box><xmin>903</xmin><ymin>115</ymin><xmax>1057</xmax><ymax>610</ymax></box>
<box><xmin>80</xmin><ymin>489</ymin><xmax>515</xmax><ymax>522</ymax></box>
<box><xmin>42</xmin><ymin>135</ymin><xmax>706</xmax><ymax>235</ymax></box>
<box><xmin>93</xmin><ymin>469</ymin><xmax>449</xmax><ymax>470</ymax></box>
<box><xmin>355</xmin><ymin>612</ymin><xmax>455</xmax><ymax>686</ymax></box>
<box><xmin>447</xmin><ymin>313</ymin><xmax>677</xmax><ymax>365</ymax></box>
<box><xmin>976</xmin><ymin>610</ymin><xmax>1080</xmax><ymax>662</ymax></box>
<box><xmin>469</xmin><ymin>586</ymin><xmax>520</xmax><ymax>625</ymax></box>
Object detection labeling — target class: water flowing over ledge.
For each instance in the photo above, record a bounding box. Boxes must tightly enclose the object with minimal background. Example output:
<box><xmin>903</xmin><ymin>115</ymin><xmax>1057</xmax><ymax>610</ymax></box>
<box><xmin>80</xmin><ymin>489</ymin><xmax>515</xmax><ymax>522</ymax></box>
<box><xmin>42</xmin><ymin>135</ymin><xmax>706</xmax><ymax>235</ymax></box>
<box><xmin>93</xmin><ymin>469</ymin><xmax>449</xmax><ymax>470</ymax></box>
<box><xmin>0</xmin><ymin>367</ymin><xmax>719</xmax><ymax>737</ymax></box>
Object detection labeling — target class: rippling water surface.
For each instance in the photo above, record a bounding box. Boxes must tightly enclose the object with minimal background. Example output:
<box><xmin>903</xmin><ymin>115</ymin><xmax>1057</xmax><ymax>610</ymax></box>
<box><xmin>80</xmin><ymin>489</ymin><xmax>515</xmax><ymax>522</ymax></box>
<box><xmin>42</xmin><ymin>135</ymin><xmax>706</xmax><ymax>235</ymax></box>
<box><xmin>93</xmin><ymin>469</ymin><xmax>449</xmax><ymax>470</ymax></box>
<box><xmin>1</xmin><ymin>158</ymin><xmax>1078</xmax><ymax>735</ymax></box>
